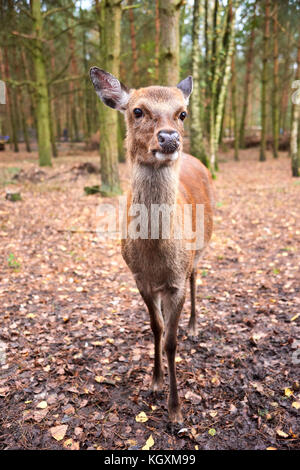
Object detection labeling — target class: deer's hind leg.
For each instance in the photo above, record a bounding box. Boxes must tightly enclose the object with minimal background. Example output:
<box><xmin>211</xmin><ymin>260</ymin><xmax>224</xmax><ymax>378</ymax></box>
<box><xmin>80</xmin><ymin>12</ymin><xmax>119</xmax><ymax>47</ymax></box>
<box><xmin>188</xmin><ymin>268</ymin><xmax>198</xmax><ymax>336</ymax></box>
<box><xmin>138</xmin><ymin>287</ymin><xmax>165</xmax><ymax>392</ymax></box>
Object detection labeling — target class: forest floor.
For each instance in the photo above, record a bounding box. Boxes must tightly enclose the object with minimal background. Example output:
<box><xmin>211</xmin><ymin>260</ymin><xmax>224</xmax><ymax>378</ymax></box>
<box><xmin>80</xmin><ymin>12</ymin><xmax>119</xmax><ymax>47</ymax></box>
<box><xmin>0</xmin><ymin>144</ymin><xmax>299</xmax><ymax>450</ymax></box>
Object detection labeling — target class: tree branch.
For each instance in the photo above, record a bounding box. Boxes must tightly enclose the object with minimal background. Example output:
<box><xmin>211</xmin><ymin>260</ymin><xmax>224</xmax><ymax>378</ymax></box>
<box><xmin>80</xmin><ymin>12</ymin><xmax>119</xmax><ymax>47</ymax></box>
<box><xmin>50</xmin><ymin>74</ymin><xmax>86</xmax><ymax>86</ymax></box>
<box><xmin>4</xmin><ymin>78</ymin><xmax>36</xmax><ymax>91</ymax></box>
<box><xmin>43</xmin><ymin>5</ymin><xmax>74</xmax><ymax>20</ymax></box>
<box><xmin>122</xmin><ymin>4</ymin><xmax>140</xmax><ymax>11</ymax></box>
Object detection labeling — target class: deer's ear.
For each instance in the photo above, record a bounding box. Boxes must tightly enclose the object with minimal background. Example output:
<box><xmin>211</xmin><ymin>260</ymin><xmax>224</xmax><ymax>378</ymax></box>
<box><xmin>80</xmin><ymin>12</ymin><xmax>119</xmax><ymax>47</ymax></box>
<box><xmin>176</xmin><ymin>76</ymin><xmax>193</xmax><ymax>103</ymax></box>
<box><xmin>90</xmin><ymin>67</ymin><xmax>130</xmax><ymax>112</ymax></box>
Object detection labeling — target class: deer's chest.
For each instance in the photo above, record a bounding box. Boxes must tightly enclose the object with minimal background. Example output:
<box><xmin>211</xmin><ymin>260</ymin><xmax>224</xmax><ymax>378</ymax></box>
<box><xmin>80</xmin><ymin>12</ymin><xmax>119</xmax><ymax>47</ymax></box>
<box><xmin>121</xmin><ymin>238</ymin><xmax>191</xmax><ymax>288</ymax></box>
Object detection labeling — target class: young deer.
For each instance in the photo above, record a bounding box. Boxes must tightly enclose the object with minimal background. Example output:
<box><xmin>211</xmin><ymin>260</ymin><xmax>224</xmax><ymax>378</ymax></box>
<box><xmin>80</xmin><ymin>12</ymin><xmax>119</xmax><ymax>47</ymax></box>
<box><xmin>90</xmin><ymin>68</ymin><xmax>214</xmax><ymax>423</ymax></box>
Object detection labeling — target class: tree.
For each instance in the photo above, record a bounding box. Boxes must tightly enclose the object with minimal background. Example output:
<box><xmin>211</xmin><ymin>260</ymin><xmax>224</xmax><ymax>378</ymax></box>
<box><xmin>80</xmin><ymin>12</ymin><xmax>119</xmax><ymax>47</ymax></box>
<box><xmin>159</xmin><ymin>0</ymin><xmax>183</xmax><ymax>86</ymax></box>
<box><xmin>239</xmin><ymin>2</ymin><xmax>256</xmax><ymax>149</ymax></box>
<box><xmin>31</xmin><ymin>0</ymin><xmax>52</xmax><ymax>166</ymax></box>
<box><xmin>231</xmin><ymin>46</ymin><xmax>239</xmax><ymax>161</ymax></box>
<box><xmin>95</xmin><ymin>0</ymin><xmax>123</xmax><ymax>196</ymax></box>
<box><xmin>272</xmin><ymin>0</ymin><xmax>279</xmax><ymax>159</ymax></box>
<box><xmin>291</xmin><ymin>36</ymin><xmax>300</xmax><ymax>177</ymax></box>
<box><xmin>259</xmin><ymin>0</ymin><xmax>270</xmax><ymax>162</ymax></box>
<box><xmin>209</xmin><ymin>0</ymin><xmax>236</xmax><ymax>171</ymax></box>
<box><xmin>190</xmin><ymin>0</ymin><xmax>208</xmax><ymax>166</ymax></box>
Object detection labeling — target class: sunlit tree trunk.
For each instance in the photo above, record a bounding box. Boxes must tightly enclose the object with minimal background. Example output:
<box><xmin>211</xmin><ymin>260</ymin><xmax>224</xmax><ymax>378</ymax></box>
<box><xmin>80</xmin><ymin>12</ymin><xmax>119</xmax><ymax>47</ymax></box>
<box><xmin>31</xmin><ymin>0</ymin><xmax>52</xmax><ymax>166</ymax></box>
<box><xmin>211</xmin><ymin>0</ymin><xmax>235</xmax><ymax>170</ymax></box>
<box><xmin>159</xmin><ymin>0</ymin><xmax>183</xmax><ymax>86</ymax></box>
<box><xmin>239</xmin><ymin>3</ymin><xmax>255</xmax><ymax>148</ymax></box>
<box><xmin>96</xmin><ymin>0</ymin><xmax>122</xmax><ymax>196</ymax></box>
<box><xmin>231</xmin><ymin>48</ymin><xmax>239</xmax><ymax>161</ymax></box>
<box><xmin>190</xmin><ymin>0</ymin><xmax>208</xmax><ymax>166</ymax></box>
<box><xmin>259</xmin><ymin>0</ymin><xmax>270</xmax><ymax>162</ymax></box>
<box><xmin>291</xmin><ymin>37</ymin><xmax>300</xmax><ymax>177</ymax></box>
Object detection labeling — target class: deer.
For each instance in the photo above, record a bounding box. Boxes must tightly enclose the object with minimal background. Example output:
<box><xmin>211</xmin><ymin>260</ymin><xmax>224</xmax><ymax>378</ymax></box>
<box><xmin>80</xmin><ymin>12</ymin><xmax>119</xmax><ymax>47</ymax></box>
<box><xmin>90</xmin><ymin>67</ymin><xmax>214</xmax><ymax>423</ymax></box>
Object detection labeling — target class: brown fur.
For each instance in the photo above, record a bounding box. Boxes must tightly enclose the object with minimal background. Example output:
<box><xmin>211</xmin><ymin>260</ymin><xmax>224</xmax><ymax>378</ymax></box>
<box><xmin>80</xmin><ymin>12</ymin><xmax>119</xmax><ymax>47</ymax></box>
<box><xmin>121</xmin><ymin>86</ymin><xmax>214</xmax><ymax>422</ymax></box>
<box><xmin>90</xmin><ymin>69</ymin><xmax>214</xmax><ymax>423</ymax></box>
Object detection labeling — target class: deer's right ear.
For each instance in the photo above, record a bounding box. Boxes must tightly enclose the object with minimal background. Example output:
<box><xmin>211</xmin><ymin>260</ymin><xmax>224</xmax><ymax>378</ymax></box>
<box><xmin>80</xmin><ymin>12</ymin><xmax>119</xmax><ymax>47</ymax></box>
<box><xmin>90</xmin><ymin>67</ymin><xmax>130</xmax><ymax>112</ymax></box>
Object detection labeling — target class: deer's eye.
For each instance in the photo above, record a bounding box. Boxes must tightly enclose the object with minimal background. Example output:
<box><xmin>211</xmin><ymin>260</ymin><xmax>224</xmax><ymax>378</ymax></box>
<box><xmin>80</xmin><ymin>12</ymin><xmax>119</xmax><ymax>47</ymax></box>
<box><xmin>179</xmin><ymin>111</ymin><xmax>187</xmax><ymax>121</ymax></box>
<box><xmin>133</xmin><ymin>108</ymin><xmax>143</xmax><ymax>118</ymax></box>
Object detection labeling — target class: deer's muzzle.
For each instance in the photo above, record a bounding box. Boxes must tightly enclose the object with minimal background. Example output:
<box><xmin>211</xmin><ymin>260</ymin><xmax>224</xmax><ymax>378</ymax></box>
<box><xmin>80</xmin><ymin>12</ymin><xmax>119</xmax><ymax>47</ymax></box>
<box><xmin>157</xmin><ymin>130</ymin><xmax>180</xmax><ymax>154</ymax></box>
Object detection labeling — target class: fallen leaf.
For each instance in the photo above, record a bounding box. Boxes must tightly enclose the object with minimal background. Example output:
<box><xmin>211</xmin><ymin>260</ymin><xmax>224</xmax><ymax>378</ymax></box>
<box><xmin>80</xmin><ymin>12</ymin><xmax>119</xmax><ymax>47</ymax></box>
<box><xmin>36</xmin><ymin>400</ymin><xmax>48</xmax><ymax>409</ymax></box>
<box><xmin>142</xmin><ymin>434</ymin><xmax>154</xmax><ymax>450</ymax></box>
<box><xmin>208</xmin><ymin>428</ymin><xmax>216</xmax><ymax>437</ymax></box>
<box><xmin>292</xmin><ymin>401</ymin><xmax>300</xmax><ymax>410</ymax></box>
<box><xmin>135</xmin><ymin>411</ymin><xmax>148</xmax><ymax>423</ymax></box>
<box><xmin>290</xmin><ymin>313</ymin><xmax>299</xmax><ymax>322</ymax></box>
<box><xmin>284</xmin><ymin>387</ymin><xmax>293</xmax><ymax>397</ymax></box>
<box><xmin>63</xmin><ymin>438</ymin><xmax>80</xmax><ymax>450</ymax></box>
<box><xmin>33</xmin><ymin>408</ymin><xmax>48</xmax><ymax>422</ymax></box>
<box><xmin>276</xmin><ymin>429</ymin><xmax>289</xmax><ymax>438</ymax></box>
<box><xmin>50</xmin><ymin>424</ymin><xmax>68</xmax><ymax>441</ymax></box>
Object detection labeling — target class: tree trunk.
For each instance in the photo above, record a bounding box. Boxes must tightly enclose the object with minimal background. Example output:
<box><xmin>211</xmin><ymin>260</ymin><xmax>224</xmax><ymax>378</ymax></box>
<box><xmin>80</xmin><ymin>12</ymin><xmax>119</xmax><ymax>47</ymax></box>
<box><xmin>3</xmin><ymin>47</ymin><xmax>19</xmax><ymax>152</ymax></box>
<box><xmin>190</xmin><ymin>0</ymin><xmax>208</xmax><ymax>166</ymax></box>
<box><xmin>291</xmin><ymin>37</ymin><xmax>300</xmax><ymax>177</ymax></box>
<box><xmin>231</xmin><ymin>49</ymin><xmax>239</xmax><ymax>161</ymax></box>
<box><xmin>155</xmin><ymin>0</ymin><xmax>160</xmax><ymax>83</ymax></box>
<box><xmin>272</xmin><ymin>1</ymin><xmax>279</xmax><ymax>158</ymax></box>
<box><xmin>259</xmin><ymin>0</ymin><xmax>270</xmax><ymax>162</ymax></box>
<box><xmin>212</xmin><ymin>0</ymin><xmax>235</xmax><ymax>169</ymax></box>
<box><xmin>239</xmin><ymin>3</ymin><xmax>255</xmax><ymax>148</ymax></box>
<box><xmin>68</xmin><ymin>26</ymin><xmax>80</xmax><ymax>142</ymax></box>
<box><xmin>96</xmin><ymin>0</ymin><xmax>122</xmax><ymax>196</ymax></box>
<box><xmin>128</xmin><ymin>0</ymin><xmax>139</xmax><ymax>85</ymax></box>
<box><xmin>31</xmin><ymin>0</ymin><xmax>52</xmax><ymax>166</ymax></box>
<box><xmin>158</xmin><ymin>0</ymin><xmax>183</xmax><ymax>86</ymax></box>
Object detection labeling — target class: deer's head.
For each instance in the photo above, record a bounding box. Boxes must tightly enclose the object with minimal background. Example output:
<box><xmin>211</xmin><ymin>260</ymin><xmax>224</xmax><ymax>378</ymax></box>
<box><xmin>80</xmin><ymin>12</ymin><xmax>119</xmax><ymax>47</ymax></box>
<box><xmin>90</xmin><ymin>67</ymin><xmax>192</xmax><ymax>166</ymax></box>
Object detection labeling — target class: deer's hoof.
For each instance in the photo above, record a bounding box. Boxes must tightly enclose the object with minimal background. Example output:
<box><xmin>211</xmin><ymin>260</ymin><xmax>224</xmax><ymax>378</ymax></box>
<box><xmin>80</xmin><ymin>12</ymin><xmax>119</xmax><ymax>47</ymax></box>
<box><xmin>187</xmin><ymin>322</ymin><xmax>198</xmax><ymax>338</ymax></box>
<box><xmin>169</xmin><ymin>407</ymin><xmax>183</xmax><ymax>424</ymax></box>
<box><xmin>151</xmin><ymin>374</ymin><xmax>164</xmax><ymax>392</ymax></box>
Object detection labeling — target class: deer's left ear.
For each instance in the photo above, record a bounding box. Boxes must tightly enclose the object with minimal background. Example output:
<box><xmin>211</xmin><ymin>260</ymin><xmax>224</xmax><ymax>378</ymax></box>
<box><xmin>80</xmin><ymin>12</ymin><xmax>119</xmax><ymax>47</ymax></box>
<box><xmin>90</xmin><ymin>67</ymin><xmax>130</xmax><ymax>112</ymax></box>
<box><xmin>176</xmin><ymin>76</ymin><xmax>193</xmax><ymax>104</ymax></box>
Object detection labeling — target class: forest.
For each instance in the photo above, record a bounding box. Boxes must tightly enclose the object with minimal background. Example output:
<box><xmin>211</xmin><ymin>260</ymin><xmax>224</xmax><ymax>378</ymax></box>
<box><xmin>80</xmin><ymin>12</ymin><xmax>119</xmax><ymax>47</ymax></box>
<box><xmin>0</xmin><ymin>0</ymin><xmax>299</xmax><ymax>452</ymax></box>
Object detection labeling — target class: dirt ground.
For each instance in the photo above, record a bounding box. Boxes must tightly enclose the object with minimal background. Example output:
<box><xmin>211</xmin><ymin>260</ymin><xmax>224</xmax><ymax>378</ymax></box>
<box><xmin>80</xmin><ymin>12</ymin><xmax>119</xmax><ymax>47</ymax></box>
<box><xmin>0</xmin><ymin>144</ymin><xmax>299</xmax><ymax>450</ymax></box>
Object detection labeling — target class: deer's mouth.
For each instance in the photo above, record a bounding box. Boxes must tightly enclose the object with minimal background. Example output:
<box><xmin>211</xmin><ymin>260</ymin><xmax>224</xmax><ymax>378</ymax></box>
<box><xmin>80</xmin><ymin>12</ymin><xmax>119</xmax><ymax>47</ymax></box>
<box><xmin>152</xmin><ymin>150</ymin><xmax>179</xmax><ymax>162</ymax></box>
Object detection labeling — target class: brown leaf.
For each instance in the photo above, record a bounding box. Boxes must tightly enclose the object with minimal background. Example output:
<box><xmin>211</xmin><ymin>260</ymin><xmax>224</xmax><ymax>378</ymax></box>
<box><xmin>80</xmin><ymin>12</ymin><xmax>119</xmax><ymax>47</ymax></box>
<box><xmin>50</xmin><ymin>424</ymin><xmax>68</xmax><ymax>441</ymax></box>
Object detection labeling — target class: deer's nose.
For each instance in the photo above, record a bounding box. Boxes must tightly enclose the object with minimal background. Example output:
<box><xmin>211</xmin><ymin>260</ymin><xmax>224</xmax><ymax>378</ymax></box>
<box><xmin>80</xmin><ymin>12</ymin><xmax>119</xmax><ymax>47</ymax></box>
<box><xmin>157</xmin><ymin>130</ymin><xmax>180</xmax><ymax>153</ymax></box>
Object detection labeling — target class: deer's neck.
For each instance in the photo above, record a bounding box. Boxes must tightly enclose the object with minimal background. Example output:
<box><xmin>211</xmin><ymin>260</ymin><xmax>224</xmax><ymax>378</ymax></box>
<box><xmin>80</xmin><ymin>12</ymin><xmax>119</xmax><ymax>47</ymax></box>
<box><xmin>131</xmin><ymin>161</ymin><xmax>179</xmax><ymax>209</ymax></box>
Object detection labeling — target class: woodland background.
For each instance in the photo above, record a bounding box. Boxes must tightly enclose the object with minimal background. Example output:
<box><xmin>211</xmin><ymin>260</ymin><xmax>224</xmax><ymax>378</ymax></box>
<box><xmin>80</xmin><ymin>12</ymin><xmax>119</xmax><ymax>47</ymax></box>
<box><xmin>0</xmin><ymin>0</ymin><xmax>299</xmax><ymax>451</ymax></box>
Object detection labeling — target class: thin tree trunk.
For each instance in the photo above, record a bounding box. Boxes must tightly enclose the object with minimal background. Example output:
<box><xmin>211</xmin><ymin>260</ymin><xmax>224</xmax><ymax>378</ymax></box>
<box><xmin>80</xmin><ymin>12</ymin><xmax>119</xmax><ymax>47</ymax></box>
<box><xmin>272</xmin><ymin>1</ymin><xmax>279</xmax><ymax>158</ymax></box>
<box><xmin>203</xmin><ymin>0</ymin><xmax>210</xmax><ymax>135</ymax></box>
<box><xmin>291</xmin><ymin>37</ymin><xmax>300</xmax><ymax>177</ymax></box>
<box><xmin>49</xmin><ymin>40</ymin><xmax>58</xmax><ymax>157</ymax></box>
<box><xmin>260</xmin><ymin>0</ymin><xmax>270</xmax><ymax>162</ymax></box>
<box><xmin>31</xmin><ymin>0</ymin><xmax>52</xmax><ymax>166</ymax></box>
<box><xmin>231</xmin><ymin>48</ymin><xmax>239</xmax><ymax>161</ymax></box>
<box><xmin>190</xmin><ymin>0</ymin><xmax>208</xmax><ymax>166</ymax></box>
<box><xmin>213</xmin><ymin>0</ymin><xmax>235</xmax><ymax>169</ymax></box>
<box><xmin>239</xmin><ymin>3</ymin><xmax>255</xmax><ymax>148</ymax></box>
<box><xmin>3</xmin><ymin>47</ymin><xmax>19</xmax><ymax>152</ymax></box>
<box><xmin>159</xmin><ymin>0</ymin><xmax>183</xmax><ymax>86</ymax></box>
<box><xmin>68</xmin><ymin>26</ymin><xmax>80</xmax><ymax>142</ymax></box>
<box><xmin>82</xmin><ymin>27</ymin><xmax>92</xmax><ymax>142</ymax></box>
<box><xmin>155</xmin><ymin>0</ymin><xmax>160</xmax><ymax>83</ymax></box>
<box><xmin>95</xmin><ymin>0</ymin><xmax>122</xmax><ymax>196</ymax></box>
<box><xmin>128</xmin><ymin>0</ymin><xmax>139</xmax><ymax>85</ymax></box>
